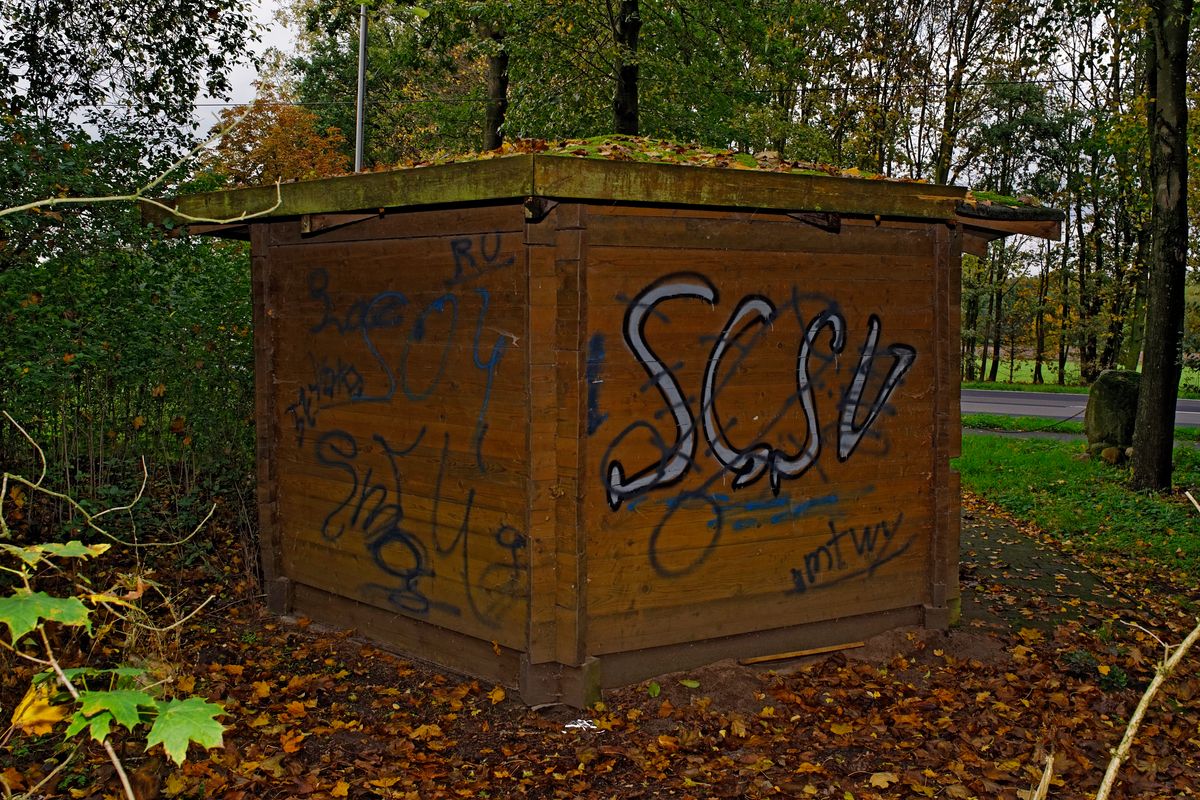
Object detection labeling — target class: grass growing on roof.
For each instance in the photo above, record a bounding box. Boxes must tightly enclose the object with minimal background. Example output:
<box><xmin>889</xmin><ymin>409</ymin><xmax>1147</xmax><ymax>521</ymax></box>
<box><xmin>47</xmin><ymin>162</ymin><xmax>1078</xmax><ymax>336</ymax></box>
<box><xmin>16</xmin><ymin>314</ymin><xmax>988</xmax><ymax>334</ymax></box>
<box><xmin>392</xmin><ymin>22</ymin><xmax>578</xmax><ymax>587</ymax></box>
<box><xmin>397</xmin><ymin>135</ymin><xmax>888</xmax><ymax>178</ymax></box>
<box><xmin>956</xmin><ymin>434</ymin><xmax>1200</xmax><ymax>576</ymax></box>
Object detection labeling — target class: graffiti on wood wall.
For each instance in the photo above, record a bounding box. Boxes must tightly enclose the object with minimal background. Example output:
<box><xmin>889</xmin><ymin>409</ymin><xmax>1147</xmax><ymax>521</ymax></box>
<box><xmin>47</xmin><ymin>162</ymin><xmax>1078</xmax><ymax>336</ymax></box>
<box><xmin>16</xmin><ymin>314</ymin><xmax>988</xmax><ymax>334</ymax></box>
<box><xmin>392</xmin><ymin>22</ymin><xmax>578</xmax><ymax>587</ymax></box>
<box><xmin>594</xmin><ymin>272</ymin><xmax>919</xmax><ymax>588</ymax></box>
<box><xmin>280</xmin><ymin>233</ymin><xmax>526</xmax><ymax>630</ymax></box>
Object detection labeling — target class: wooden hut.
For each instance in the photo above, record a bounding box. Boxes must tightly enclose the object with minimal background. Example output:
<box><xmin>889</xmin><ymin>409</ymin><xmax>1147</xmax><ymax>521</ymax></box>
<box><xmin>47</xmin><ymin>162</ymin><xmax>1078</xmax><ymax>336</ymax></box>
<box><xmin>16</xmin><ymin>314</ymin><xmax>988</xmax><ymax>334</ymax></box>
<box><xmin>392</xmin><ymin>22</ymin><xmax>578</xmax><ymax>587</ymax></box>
<box><xmin>152</xmin><ymin>155</ymin><xmax>1061</xmax><ymax>706</ymax></box>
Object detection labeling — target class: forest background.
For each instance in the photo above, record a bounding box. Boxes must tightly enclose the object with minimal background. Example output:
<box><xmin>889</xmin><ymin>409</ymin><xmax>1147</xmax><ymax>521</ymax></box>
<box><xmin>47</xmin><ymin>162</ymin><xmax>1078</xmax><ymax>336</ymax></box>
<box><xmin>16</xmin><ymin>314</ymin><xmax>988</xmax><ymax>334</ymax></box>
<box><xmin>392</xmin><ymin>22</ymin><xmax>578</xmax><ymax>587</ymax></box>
<box><xmin>1</xmin><ymin>0</ymin><xmax>1197</xmax><ymax>525</ymax></box>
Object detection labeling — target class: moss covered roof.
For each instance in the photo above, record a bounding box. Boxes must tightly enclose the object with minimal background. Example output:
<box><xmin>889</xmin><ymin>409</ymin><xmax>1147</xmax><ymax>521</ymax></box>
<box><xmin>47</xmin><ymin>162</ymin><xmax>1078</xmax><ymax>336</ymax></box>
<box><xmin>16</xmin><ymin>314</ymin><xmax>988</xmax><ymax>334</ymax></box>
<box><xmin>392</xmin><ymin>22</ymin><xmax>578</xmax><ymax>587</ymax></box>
<box><xmin>147</xmin><ymin>135</ymin><xmax>1061</xmax><ymax>240</ymax></box>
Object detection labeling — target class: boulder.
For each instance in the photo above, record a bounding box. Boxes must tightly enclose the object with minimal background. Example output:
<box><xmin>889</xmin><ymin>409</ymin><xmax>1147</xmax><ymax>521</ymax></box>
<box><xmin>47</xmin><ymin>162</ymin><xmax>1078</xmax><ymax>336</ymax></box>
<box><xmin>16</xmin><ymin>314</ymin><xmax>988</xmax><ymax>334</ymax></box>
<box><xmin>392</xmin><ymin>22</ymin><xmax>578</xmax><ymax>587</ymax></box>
<box><xmin>1085</xmin><ymin>369</ymin><xmax>1140</xmax><ymax>453</ymax></box>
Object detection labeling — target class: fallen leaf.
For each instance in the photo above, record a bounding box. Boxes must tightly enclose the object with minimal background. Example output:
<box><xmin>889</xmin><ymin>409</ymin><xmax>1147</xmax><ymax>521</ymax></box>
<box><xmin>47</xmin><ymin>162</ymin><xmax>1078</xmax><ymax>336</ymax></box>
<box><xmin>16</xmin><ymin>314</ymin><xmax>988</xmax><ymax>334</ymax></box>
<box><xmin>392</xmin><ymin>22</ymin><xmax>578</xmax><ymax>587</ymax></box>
<box><xmin>280</xmin><ymin>729</ymin><xmax>306</xmax><ymax>753</ymax></box>
<box><xmin>11</xmin><ymin>683</ymin><xmax>69</xmax><ymax>735</ymax></box>
<box><xmin>1018</xmin><ymin>627</ymin><xmax>1043</xmax><ymax>644</ymax></box>
<box><xmin>829</xmin><ymin>722</ymin><xmax>854</xmax><ymax>736</ymax></box>
<box><xmin>331</xmin><ymin>780</ymin><xmax>350</xmax><ymax>797</ymax></box>
<box><xmin>488</xmin><ymin>686</ymin><xmax>505</xmax><ymax>705</ymax></box>
<box><xmin>411</xmin><ymin>723</ymin><xmax>443</xmax><ymax>740</ymax></box>
<box><xmin>0</xmin><ymin>767</ymin><xmax>26</xmax><ymax>791</ymax></box>
<box><xmin>869</xmin><ymin>771</ymin><xmax>899</xmax><ymax>788</ymax></box>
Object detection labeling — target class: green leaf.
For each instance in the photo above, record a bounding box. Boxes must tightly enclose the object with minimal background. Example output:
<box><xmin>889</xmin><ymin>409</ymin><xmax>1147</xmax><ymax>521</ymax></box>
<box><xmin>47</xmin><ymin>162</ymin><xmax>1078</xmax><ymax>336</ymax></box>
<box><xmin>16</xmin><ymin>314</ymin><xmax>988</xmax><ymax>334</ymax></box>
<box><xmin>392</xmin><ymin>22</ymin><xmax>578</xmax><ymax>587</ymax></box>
<box><xmin>1</xmin><ymin>541</ymin><xmax>110</xmax><ymax>567</ymax></box>
<box><xmin>0</xmin><ymin>591</ymin><xmax>92</xmax><ymax>643</ymax></box>
<box><xmin>146</xmin><ymin>697</ymin><xmax>225</xmax><ymax>766</ymax></box>
<box><xmin>78</xmin><ymin>689</ymin><xmax>157</xmax><ymax>732</ymax></box>
<box><xmin>39</xmin><ymin>541</ymin><xmax>111</xmax><ymax>560</ymax></box>
<box><xmin>66</xmin><ymin>709</ymin><xmax>115</xmax><ymax>742</ymax></box>
<box><xmin>34</xmin><ymin>666</ymin><xmax>144</xmax><ymax>687</ymax></box>
<box><xmin>0</xmin><ymin>543</ymin><xmax>47</xmax><ymax>567</ymax></box>
<box><xmin>678</xmin><ymin>679</ymin><xmax>701</xmax><ymax>689</ymax></box>
<box><xmin>647</xmin><ymin>681</ymin><xmax>661</xmax><ymax>698</ymax></box>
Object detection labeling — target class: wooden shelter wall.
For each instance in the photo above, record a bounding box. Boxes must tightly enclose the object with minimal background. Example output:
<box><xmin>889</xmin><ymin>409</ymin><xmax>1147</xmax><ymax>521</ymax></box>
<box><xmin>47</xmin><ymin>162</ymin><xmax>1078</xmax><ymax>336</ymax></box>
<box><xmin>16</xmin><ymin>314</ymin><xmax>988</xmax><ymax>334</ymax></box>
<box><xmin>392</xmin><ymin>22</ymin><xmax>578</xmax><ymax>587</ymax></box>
<box><xmin>257</xmin><ymin>206</ymin><xmax>531</xmax><ymax>653</ymax></box>
<box><xmin>579</xmin><ymin>206</ymin><xmax>950</xmax><ymax>655</ymax></box>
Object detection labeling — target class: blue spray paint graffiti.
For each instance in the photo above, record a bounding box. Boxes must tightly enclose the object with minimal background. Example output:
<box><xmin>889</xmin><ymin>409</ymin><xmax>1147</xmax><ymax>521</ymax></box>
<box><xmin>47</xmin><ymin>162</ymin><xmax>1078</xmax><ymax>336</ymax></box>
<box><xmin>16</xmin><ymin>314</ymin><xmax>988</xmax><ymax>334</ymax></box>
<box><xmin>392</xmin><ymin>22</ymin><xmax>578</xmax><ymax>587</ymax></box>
<box><xmin>291</xmin><ymin>236</ymin><xmax>526</xmax><ymax>628</ymax></box>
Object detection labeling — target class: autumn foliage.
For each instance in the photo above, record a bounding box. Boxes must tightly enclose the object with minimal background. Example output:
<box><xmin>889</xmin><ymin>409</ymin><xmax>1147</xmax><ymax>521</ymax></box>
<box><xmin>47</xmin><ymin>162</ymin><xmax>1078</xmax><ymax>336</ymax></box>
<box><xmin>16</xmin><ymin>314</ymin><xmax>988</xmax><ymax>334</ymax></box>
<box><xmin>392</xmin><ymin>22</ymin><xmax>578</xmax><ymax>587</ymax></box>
<box><xmin>207</xmin><ymin>91</ymin><xmax>350</xmax><ymax>186</ymax></box>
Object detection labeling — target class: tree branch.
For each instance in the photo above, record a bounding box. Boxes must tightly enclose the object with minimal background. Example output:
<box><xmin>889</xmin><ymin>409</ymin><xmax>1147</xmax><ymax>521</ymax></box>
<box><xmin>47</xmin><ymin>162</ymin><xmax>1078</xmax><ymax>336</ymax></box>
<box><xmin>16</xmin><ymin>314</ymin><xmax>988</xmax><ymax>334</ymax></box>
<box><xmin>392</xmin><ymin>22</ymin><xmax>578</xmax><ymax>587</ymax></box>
<box><xmin>1095</xmin><ymin>617</ymin><xmax>1200</xmax><ymax>800</ymax></box>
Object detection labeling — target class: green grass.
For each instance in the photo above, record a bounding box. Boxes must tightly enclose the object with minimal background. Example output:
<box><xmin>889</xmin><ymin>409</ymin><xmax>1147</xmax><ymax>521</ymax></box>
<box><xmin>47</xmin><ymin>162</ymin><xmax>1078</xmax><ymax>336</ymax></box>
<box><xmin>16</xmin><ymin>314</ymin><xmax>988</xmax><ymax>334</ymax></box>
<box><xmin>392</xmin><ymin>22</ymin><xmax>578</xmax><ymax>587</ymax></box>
<box><xmin>962</xmin><ymin>413</ymin><xmax>1085</xmax><ymax>434</ymax></box>
<box><xmin>963</xmin><ymin>357</ymin><xmax>1200</xmax><ymax>399</ymax></box>
<box><xmin>965</xmin><ymin>358</ymin><xmax>1087</xmax><ymax>387</ymax></box>
<box><xmin>961</xmin><ymin>413</ymin><xmax>1200</xmax><ymax>441</ymax></box>
<box><xmin>956</xmin><ymin>434</ymin><xmax>1200</xmax><ymax>576</ymax></box>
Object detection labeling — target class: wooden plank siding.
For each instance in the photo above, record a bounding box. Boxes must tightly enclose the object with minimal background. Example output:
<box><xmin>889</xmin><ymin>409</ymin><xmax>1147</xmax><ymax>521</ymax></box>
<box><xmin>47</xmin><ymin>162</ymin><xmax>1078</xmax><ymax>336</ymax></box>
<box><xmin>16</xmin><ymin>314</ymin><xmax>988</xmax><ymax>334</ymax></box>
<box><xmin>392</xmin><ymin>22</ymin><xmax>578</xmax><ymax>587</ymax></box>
<box><xmin>226</xmin><ymin>163</ymin><xmax>1006</xmax><ymax>705</ymax></box>
<box><xmin>578</xmin><ymin>205</ymin><xmax>941</xmax><ymax>660</ymax></box>
<box><xmin>255</xmin><ymin>208</ymin><xmax>532</xmax><ymax>678</ymax></box>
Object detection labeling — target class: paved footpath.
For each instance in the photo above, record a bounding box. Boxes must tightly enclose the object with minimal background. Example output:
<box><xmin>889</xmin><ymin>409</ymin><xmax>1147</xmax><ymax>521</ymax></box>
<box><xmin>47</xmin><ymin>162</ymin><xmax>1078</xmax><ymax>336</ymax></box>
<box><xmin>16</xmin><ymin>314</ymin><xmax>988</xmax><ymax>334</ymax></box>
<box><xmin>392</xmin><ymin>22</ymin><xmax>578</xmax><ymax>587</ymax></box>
<box><xmin>959</xmin><ymin>506</ymin><xmax>1118</xmax><ymax>633</ymax></box>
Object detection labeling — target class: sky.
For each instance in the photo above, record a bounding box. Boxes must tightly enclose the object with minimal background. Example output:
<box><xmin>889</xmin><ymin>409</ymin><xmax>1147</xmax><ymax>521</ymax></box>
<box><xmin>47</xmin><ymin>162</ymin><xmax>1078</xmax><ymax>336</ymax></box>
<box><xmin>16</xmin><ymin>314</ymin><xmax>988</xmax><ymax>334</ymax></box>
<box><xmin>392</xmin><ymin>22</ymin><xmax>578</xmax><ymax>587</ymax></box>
<box><xmin>194</xmin><ymin>0</ymin><xmax>295</xmax><ymax>128</ymax></box>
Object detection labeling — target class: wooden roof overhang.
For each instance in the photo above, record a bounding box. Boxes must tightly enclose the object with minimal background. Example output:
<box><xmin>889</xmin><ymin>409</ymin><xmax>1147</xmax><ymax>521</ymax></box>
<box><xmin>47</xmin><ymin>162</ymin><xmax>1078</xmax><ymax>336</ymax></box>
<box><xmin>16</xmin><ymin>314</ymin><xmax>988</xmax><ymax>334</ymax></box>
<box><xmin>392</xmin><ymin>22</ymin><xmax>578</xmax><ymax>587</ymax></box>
<box><xmin>145</xmin><ymin>154</ymin><xmax>1063</xmax><ymax>246</ymax></box>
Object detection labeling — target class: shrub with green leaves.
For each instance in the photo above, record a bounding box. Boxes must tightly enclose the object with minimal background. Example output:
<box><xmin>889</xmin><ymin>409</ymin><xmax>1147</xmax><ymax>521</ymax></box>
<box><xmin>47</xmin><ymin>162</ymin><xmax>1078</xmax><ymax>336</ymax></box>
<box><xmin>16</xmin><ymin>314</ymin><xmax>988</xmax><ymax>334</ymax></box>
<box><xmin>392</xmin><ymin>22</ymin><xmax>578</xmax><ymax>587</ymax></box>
<box><xmin>2</xmin><ymin>431</ymin><xmax>225</xmax><ymax>799</ymax></box>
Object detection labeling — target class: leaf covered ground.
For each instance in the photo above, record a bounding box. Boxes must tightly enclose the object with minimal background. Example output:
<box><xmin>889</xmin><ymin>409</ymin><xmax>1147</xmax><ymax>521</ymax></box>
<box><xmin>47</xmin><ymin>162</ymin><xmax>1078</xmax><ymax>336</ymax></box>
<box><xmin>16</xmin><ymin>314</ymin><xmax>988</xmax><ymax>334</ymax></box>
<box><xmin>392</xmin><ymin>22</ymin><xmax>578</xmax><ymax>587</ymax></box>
<box><xmin>4</xmin><ymin>491</ymin><xmax>1200</xmax><ymax>800</ymax></box>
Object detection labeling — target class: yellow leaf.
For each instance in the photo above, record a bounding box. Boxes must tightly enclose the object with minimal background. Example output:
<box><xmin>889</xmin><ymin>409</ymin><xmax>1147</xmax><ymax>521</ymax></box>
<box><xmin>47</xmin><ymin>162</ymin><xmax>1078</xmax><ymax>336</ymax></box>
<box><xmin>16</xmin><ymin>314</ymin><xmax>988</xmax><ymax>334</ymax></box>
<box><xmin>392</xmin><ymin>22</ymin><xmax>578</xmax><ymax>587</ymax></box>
<box><xmin>176</xmin><ymin>675</ymin><xmax>195</xmax><ymax>693</ymax></box>
<box><xmin>87</xmin><ymin>593</ymin><xmax>135</xmax><ymax>608</ymax></box>
<box><xmin>331</xmin><ymin>780</ymin><xmax>350</xmax><ymax>797</ymax></box>
<box><xmin>829</xmin><ymin>722</ymin><xmax>854</xmax><ymax>736</ymax></box>
<box><xmin>258</xmin><ymin>753</ymin><xmax>287</xmax><ymax>778</ymax></box>
<box><xmin>132</xmin><ymin>415</ymin><xmax>145</xmax><ymax>430</ymax></box>
<box><xmin>252</xmin><ymin>680</ymin><xmax>271</xmax><ymax>699</ymax></box>
<box><xmin>869</xmin><ymin>772</ymin><xmax>899</xmax><ymax>788</ymax></box>
<box><xmin>163</xmin><ymin>772</ymin><xmax>189</xmax><ymax>797</ymax></box>
<box><xmin>11</xmin><ymin>683</ymin><xmax>69</xmax><ymax>735</ymax></box>
<box><xmin>411</xmin><ymin>723</ymin><xmax>442</xmax><ymax>740</ymax></box>
<box><xmin>488</xmin><ymin>686</ymin><xmax>506</xmax><ymax>705</ymax></box>
<box><xmin>1098</xmin><ymin>664</ymin><xmax>1112</xmax><ymax>676</ymax></box>
<box><xmin>280</xmin><ymin>729</ymin><xmax>306</xmax><ymax>753</ymax></box>
<box><xmin>1018</xmin><ymin>627</ymin><xmax>1043</xmax><ymax>644</ymax></box>
<box><xmin>370</xmin><ymin>777</ymin><xmax>402</xmax><ymax>788</ymax></box>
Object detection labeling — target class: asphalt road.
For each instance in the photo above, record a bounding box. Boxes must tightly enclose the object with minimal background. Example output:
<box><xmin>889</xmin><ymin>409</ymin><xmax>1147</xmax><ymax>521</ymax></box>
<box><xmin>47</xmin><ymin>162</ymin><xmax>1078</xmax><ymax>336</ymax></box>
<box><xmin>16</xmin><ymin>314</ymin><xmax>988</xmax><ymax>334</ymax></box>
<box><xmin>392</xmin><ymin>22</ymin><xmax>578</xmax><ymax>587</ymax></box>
<box><xmin>962</xmin><ymin>388</ymin><xmax>1200</xmax><ymax>428</ymax></box>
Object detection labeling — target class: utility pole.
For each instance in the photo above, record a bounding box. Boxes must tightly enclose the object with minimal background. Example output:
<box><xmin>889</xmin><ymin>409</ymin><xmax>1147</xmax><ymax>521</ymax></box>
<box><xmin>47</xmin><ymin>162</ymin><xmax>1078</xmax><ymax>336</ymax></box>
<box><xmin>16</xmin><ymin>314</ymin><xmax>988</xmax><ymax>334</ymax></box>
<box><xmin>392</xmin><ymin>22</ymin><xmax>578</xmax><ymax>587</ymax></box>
<box><xmin>354</xmin><ymin>3</ymin><xmax>367</xmax><ymax>172</ymax></box>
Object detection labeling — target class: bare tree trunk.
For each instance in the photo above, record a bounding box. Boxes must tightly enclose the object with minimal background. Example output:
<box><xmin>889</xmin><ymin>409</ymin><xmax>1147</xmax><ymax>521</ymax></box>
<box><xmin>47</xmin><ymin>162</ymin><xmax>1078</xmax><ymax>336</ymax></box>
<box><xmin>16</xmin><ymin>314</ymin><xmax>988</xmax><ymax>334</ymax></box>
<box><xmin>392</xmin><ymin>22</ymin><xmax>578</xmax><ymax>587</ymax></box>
<box><xmin>1132</xmin><ymin>0</ymin><xmax>1191</xmax><ymax>490</ymax></box>
<box><xmin>1034</xmin><ymin>241</ymin><xmax>1051</xmax><ymax>384</ymax></box>
<box><xmin>613</xmin><ymin>0</ymin><xmax>640</xmax><ymax>135</ymax></box>
<box><xmin>483</xmin><ymin>29</ymin><xmax>509</xmax><ymax>150</ymax></box>
<box><xmin>987</xmin><ymin>243</ymin><xmax>1007</xmax><ymax>383</ymax></box>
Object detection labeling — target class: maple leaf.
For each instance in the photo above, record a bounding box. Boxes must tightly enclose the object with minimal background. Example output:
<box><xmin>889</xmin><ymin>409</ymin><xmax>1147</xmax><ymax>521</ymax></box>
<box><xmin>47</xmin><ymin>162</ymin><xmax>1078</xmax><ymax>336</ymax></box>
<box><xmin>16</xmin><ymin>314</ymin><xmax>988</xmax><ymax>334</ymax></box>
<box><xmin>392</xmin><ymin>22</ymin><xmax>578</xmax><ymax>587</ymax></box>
<box><xmin>76</xmin><ymin>689</ymin><xmax>157</xmax><ymax>732</ymax></box>
<box><xmin>869</xmin><ymin>771</ymin><xmax>899</xmax><ymax>788</ymax></box>
<box><xmin>280</xmin><ymin>729</ymin><xmax>306</xmax><ymax>752</ymax></box>
<box><xmin>11</xmin><ymin>682</ymin><xmax>69</xmax><ymax>735</ymax></box>
<box><xmin>65</xmin><ymin>709</ymin><xmax>115</xmax><ymax>742</ymax></box>
<box><xmin>145</xmin><ymin>697</ymin><xmax>226</xmax><ymax>766</ymax></box>
<box><xmin>0</xmin><ymin>590</ymin><xmax>91</xmax><ymax>643</ymax></box>
<box><xmin>411</xmin><ymin>723</ymin><xmax>443</xmax><ymax>740</ymax></box>
<box><xmin>1018</xmin><ymin>628</ymin><xmax>1044</xmax><ymax>644</ymax></box>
